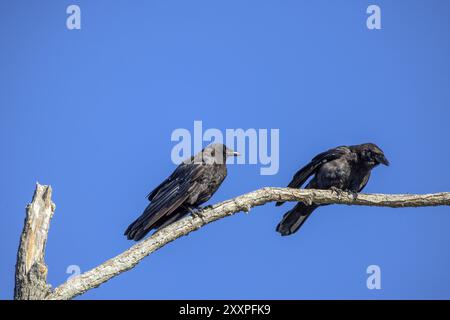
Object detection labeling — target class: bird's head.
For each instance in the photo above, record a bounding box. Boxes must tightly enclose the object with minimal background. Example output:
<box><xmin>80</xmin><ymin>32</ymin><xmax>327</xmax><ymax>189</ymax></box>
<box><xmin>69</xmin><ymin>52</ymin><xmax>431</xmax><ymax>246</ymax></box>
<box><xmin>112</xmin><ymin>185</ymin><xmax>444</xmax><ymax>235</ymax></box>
<box><xmin>358</xmin><ymin>143</ymin><xmax>390</xmax><ymax>167</ymax></box>
<box><xmin>201</xmin><ymin>143</ymin><xmax>240</xmax><ymax>164</ymax></box>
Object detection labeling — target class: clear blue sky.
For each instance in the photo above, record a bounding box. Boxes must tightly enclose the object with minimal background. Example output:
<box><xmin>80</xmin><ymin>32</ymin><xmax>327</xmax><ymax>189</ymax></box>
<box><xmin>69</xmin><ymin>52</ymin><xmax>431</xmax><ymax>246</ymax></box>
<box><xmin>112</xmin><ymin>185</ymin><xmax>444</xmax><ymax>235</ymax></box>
<box><xmin>1</xmin><ymin>0</ymin><xmax>450</xmax><ymax>299</ymax></box>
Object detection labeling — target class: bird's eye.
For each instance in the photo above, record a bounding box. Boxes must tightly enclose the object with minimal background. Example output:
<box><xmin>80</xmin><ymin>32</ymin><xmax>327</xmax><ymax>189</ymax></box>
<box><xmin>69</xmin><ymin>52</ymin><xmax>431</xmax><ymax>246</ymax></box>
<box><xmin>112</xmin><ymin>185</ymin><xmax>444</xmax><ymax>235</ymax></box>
<box><xmin>211</xmin><ymin>150</ymin><xmax>215</xmax><ymax>157</ymax></box>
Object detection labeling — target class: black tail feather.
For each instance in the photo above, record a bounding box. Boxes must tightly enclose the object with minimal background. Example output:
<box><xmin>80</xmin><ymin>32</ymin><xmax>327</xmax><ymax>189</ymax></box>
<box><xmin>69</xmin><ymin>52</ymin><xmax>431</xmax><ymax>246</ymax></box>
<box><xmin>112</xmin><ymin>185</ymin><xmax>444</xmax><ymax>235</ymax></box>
<box><xmin>124</xmin><ymin>207</ymin><xmax>189</xmax><ymax>241</ymax></box>
<box><xmin>276</xmin><ymin>203</ymin><xmax>319</xmax><ymax>236</ymax></box>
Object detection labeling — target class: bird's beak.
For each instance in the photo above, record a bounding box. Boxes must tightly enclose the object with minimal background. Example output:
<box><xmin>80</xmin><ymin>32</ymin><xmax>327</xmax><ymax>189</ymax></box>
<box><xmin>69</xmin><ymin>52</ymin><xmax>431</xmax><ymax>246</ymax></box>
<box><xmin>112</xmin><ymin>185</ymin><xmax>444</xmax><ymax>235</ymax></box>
<box><xmin>377</xmin><ymin>154</ymin><xmax>390</xmax><ymax>166</ymax></box>
<box><xmin>226</xmin><ymin>150</ymin><xmax>240</xmax><ymax>157</ymax></box>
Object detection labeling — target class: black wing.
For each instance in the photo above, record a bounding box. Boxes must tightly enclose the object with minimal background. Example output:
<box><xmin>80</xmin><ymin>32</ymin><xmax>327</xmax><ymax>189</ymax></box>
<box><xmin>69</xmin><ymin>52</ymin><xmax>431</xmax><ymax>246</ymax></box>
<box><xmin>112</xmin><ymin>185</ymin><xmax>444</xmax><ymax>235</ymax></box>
<box><xmin>145</xmin><ymin>155</ymin><xmax>195</xmax><ymax>201</ymax></box>
<box><xmin>276</xmin><ymin>146</ymin><xmax>350</xmax><ymax>206</ymax></box>
<box><xmin>357</xmin><ymin>171</ymin><xmax>371</xmax><ymax>193</ymax></box>
<box><xmin>125</xmin><ymin>162</ymin><xmax>204</xmax><ymax>241</ymax></box>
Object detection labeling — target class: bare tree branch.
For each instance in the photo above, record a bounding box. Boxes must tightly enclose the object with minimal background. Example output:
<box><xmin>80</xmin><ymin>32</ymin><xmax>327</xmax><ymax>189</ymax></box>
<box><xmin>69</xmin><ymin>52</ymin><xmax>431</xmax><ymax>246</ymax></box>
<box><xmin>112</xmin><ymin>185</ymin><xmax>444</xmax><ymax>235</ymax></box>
<box><xmin>14</xmin><ymin>183</ymin><xmax>55</xmax><ymax>300</ymax></box>
<box><xmin>12</xmin><ymin>184</ymin><xmax>450</xmax><ymax>299</ymax></box>
<box><xmin>41</xmin><ymin>187</ymin><xmax>450</xmax><ymax>300</ymax></box>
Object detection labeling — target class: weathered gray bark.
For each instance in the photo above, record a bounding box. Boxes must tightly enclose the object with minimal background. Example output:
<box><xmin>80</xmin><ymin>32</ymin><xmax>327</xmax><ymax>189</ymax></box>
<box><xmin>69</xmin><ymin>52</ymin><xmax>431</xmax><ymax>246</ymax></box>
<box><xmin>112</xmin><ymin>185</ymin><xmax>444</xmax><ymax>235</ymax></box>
<box><xmin>14</xmin><ymin>184</ymin><xmax>450</xmax><ymax>300</ymax></box>
<box><xmin>14</xmin><ymin>184</ymin><xmax>55</xmax><ymax>300</ymax></box>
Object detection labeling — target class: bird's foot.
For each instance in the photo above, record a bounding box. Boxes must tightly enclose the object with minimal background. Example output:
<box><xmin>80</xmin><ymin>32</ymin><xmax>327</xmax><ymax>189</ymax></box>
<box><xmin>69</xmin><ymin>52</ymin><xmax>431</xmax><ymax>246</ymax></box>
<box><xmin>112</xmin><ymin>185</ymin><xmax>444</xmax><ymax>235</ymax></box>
<box><xmin>350</xmin><ymin>191</ymin><xmax>358</xmax><ymax>201</ymax></box>
<box><xmin>330</xmin><ymin>186</ymin><xmax>345</xmax><ymax>197</ymax></box>
<box><xmin>188</xmin><ymin>207</ymin><xmax>206</xmax><ymax>223</ymax></box>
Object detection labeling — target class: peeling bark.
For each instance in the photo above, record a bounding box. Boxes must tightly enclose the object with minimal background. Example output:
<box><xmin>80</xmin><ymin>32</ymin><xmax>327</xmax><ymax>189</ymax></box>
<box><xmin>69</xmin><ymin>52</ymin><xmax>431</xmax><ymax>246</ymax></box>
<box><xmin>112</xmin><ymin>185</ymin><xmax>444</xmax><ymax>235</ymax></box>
<box><xmin>14</xmin><ymin>184</ymin><xmax>55</xmax><ymax>300</ymax></box>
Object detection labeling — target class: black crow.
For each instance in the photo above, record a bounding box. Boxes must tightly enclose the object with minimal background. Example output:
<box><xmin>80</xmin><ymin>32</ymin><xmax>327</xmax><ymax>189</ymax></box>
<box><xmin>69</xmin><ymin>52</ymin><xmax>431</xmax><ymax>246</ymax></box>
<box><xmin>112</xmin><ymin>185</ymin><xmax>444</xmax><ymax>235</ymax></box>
<box><xmin>125</xmin><ymin>143</ymin><xmax>240</xmax><ymax>241</ymax></box>
<box><xmin>276</xmin><ymin>143</ymin><xmax>389</xmax><ymax>236</ymax></box>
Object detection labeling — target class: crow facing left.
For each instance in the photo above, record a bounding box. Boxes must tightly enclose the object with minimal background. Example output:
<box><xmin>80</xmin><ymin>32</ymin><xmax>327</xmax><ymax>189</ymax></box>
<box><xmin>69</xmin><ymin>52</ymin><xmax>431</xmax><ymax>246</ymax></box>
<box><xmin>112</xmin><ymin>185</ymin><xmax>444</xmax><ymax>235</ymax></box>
<box><xmin>125</xmin><ymin>143</ymin><xmax>240</xmax><ymax>241</ymax></box>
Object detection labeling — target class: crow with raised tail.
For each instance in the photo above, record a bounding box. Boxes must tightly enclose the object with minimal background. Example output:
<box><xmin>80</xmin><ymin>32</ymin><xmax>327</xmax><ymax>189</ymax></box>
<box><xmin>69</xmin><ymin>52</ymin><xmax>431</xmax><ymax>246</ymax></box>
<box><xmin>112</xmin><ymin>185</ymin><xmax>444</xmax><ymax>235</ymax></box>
<box><xmin>125</xmin><ymin>143</ymin><xmax>240</xmax><ymax>241</ymax></box>
<box><xmin>276</xmin><ymin>143</ymin><xmax>389</xmax><ymax>236</ymax></box>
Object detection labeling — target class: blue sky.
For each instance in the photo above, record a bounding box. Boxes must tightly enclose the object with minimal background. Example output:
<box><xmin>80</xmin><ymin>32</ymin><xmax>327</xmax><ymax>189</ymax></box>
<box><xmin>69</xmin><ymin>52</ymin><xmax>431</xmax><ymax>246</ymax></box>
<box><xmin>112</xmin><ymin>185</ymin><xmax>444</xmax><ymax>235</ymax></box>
<box><xmin>1</xmin><ymin>0</ymin><xmax>450</xmax><ymax>299</ymax></box>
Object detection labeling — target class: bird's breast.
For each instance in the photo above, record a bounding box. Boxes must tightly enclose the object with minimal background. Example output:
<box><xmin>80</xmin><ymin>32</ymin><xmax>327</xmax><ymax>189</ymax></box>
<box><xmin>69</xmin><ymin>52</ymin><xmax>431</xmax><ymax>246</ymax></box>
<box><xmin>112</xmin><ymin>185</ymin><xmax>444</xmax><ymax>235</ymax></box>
<box><xmin>193</xmin><ymin>164</ymin><xmax>227</xmax><ymax>205</ymax></box>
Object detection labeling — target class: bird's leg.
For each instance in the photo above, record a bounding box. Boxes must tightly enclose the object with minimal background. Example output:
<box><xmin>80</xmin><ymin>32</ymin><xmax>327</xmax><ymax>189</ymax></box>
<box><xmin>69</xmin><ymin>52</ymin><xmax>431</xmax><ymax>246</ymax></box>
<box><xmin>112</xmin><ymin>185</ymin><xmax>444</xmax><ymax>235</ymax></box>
<box><xmin>186</xmin><ymin>206</ymin><xmax>200</xmax><ymax>216</ymax></box>
<box><xmin>187</xmin><ymin>206</ymin><xmax>206</xmax><ymax>223</ymax></box>
<box><xmin>329</xmin><ymin>186</ymin><xmax>359</xmax><ymax>201</ymax></box>
<box><xmin>330</xmin><ymin>187</ymin><xmax>358</xmax><ymax>201</ymax></box>
<box><xmin>329</xmin><ymin>186</ymin><xmax>345</xmax><ymax>197</ymax></box>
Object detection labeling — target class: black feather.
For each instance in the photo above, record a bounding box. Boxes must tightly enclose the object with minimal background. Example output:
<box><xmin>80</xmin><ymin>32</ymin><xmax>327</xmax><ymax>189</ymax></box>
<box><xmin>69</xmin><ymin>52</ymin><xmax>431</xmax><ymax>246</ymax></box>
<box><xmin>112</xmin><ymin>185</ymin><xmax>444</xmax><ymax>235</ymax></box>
<box><xmin>275</xmin><ymin>143</ymin><xmax>388</xmax><ymax>236</ymax></box>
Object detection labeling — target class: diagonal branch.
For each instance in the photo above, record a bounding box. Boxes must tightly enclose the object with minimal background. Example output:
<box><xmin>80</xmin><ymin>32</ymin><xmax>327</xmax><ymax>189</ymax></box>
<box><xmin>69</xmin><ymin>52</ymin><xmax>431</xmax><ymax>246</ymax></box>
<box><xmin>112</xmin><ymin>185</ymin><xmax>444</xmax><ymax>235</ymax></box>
<box><xmin>44</xmin><ymin>187</ymin><xmax>450</xmax><ymax>300</ymax></box>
